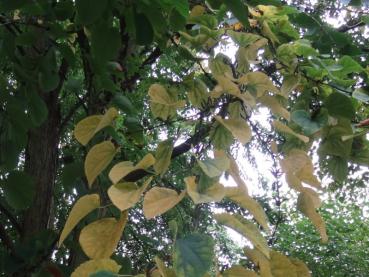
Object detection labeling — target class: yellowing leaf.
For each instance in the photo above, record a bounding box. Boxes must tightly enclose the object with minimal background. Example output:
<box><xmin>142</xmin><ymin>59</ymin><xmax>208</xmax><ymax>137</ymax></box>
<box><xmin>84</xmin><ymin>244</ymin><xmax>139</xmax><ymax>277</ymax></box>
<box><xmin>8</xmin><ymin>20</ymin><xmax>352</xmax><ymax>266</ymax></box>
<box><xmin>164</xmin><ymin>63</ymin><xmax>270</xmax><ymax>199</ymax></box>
<box><xmin>297</xmin><ymin>191</ymin><xmax>328</xmax><ymax>243</ymax></box>
<box><xmin>215</xmin><ymin>116</ymin><xmax>252</xmax><ymax>144</ymax></box>
<box><xmin>272</xmin><ymin>120</ymin><xmax>309</xmax><ymax>143</ymax></box>
<box><xmin>109</xmin><ymin>153</ymin><xmax>155</xmax><ymax>184</ymax></box>
<box><xmin>187</xmin><ymin>79</ymin><xmax>209</xmax><ymax>109</ymax></box>
<box><xmin>74</xmin><ymin>108</ymin><xmax>118</xmax><ymax>146</ymax></box>
<box><xmin>244</xmin><ymin>247</ymin><xmax>273</xmax><ymax>277</ymax></box>
<box><xmin>58</xmin><ymin>194</ymin><xmax>100</xmax><ymax>247</ymax></box>
<box><xmin>108</xmin><ymin>177</ymin><xmax>152</xmax><ymax>211</ymax></box>
<box><xmin>225</xmin><ymin>187</ymin><xmax>270</xmax><ymax>233</ymax></box>
<box><xmin>216</xmin><ymin>76</ymin><xmax>241</xmax><ymax>95</ymax></box>
<box><xmin>223</xmin><ymin>265</ymin><xmax>260</xmax><ymax>277</ymax></box>
<box><xmin>270</xmin><ymin>251</ymin><xmax>297</xmax><ymax>277</ymax></box>
<box><xmin>259</xmin><ymin>96</ymin><xmax>290</xmax><ymax>121</ymax></box>
<box><xmin>190</xmin><ymin>5</ymin><xmax>205</xmax><ymax>17</ymax></box>
<box><xmin>238</xmin><ymin>72</ymin><xmax>279</xmax><ymax>97</ymax></box>
<box><xmin>214</xmin><ymin>213</ymin><xmax>270</xmax><ymax>258</ymax></box>
<box><xmin>281</xmin><ymin>75</ymin><xmax>300</xmax><ymax>98</ymax></box>
<box><xmin>154</xmin><ymin>140</ymin><xmax>173</xmax><ymax>176</ymax></box>
<box><xmin>74</xmin><ymin>115</ymin><xmax>102</xmax><ymax>146</ymax></box>
<box><xmin>85</xmin><ymin>141</ymin><xmax>118</xmax><ymax>187</ymax></box>
<box><xmin>149</xmin><ymin>84</ymin><xmax>185</xmax><ymax>120</ymax></box>
<box><xmin>290</xmin><ymin>258</ymin><xmax>311</xmax><ymax>277</ymax></box>
<box><xmin>185</xmin><ymin>176</ymin><xmax>225</xmax><ymax>204</ymax></box>
<box><xmin>197</xmin><ymin>156</ymin><xmax>230</xmax><ymax>178</ymax></box>
<box><xmin>79</xmin><ymin>212</ymin><xmax>128</xmax><ymax>259</ymax></box>
<box><xmin>143</xmin><ymin>187</ymin><xmax>186</xmax><ymax>219</ymax></box>
<box><xmin>71</xmin><ymin>259</ymin><xmax>121</xmax><ymax>277</ymax></box>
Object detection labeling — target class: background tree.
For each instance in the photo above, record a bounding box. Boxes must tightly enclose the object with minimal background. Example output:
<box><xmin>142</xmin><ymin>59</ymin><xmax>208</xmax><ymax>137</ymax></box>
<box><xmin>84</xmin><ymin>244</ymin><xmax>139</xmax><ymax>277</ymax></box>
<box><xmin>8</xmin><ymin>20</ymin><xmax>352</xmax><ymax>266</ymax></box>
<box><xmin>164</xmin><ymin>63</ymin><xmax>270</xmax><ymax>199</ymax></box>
<box><xmin>0</xmin><ymin>0</ymin><xmax>368</xmax><ymax>276</ymax></box>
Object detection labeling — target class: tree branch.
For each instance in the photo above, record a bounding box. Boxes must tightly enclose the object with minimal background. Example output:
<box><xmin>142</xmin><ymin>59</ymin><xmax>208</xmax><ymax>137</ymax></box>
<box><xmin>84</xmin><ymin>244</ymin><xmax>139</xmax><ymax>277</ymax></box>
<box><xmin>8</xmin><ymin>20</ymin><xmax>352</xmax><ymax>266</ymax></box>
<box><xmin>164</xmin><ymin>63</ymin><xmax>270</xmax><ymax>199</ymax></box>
<box><xmin>0</xmin><ymin>201</ymin><xmax>21</xmax><ymax>234</ymax></box>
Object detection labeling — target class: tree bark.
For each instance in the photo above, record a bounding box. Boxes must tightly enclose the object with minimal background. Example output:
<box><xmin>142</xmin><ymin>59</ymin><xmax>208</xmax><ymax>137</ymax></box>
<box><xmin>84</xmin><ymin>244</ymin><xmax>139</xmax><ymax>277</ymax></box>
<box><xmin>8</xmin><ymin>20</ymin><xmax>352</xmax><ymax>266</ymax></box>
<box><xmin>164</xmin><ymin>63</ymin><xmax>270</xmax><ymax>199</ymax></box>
<box><xmin>22</xmin><ymin>89</ymin><xmax>60</xmax><ymax>240</ymax></box>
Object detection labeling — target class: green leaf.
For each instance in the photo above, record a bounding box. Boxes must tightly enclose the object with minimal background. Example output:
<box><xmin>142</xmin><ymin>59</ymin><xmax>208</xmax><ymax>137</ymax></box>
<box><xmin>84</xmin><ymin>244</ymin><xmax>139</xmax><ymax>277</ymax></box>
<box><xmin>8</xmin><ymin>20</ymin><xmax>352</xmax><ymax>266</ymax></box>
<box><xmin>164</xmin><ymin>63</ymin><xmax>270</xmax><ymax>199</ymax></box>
<box><xmin>327</xmin><ymin>156</ymin><xmax>348</xmax><ymax>182</ymax></box>
<box><xmin>187</xmin><ymin>79</ymin><xmax>208</xmax><ymax>109</ymax></box>
<box><xmin>352</xmin><ymin>88</ymin><xmax>369</xmax><ymax>103</ymax></box>
<box><xmin>75</xmin><ymin>0</ymin><xmax>108</xmax><ymax>25</ymax></box>
<box><xmin>291</xmin><ymin>110</ymin><xmax>327</xmax><ymax>135</ymax></box>
<box><xmin>112</xmin><ymin>94</ymin><xmax>137</xmax><ymax>115</ymax></box>
<box><xmin>91</xmin><ymin>24</ymin><xmax>121</xmax><ymax>63</ymax></box>
<box><xmin>61</xmin><ymin>162</ymin><xmax>84</xmax><ymax>189</ymax></box>
<box><xmin>154</xmin><ymin>140</ymin><xmax>174</xmax><ymax>176</ymax></box>
<box><xmin>224</xmin><ymin>0</ymin><xmax>250</xmax><ymax>28</ymax></box>
<box><xmin>210</xmin><ymin>122</ymin><xmax>234</xmax><ymax>150</ymax></box>
<box><xmin>173</xmin><ymin>234</ymin><xmax>214</xmax><ymax>277</ymax></box>
<box><xmin>1</xmin><ymin>171</ymin><xmax>35</xmax><ymax>210</ymax></box>
<box><xmin>228</xmin><ymin>31</ymin><xmax>260</xmax><ymax>47</ymax></box>
<box><xmin>134</xmin><ymin>12</ymin><xmax>154</xmax><ymax>45</ymax></box>
<box><xmin>325</xmin><ymin>92</ymin><xmax>355</xmax><ymax>119</ymax></box>
<box><xmin>197</xmin><ymin>157</ymin><xmax>230</xmax><ymax>178</ymax></box>
<box><xmin>337</xmin><ymin>56</ymin><xmax>363</xmax><ymax>75</ymax></box>
<box><xmin>90</xmin><ymin>271</ymin><xmax>116</xmax><ymax>277</ymax></box>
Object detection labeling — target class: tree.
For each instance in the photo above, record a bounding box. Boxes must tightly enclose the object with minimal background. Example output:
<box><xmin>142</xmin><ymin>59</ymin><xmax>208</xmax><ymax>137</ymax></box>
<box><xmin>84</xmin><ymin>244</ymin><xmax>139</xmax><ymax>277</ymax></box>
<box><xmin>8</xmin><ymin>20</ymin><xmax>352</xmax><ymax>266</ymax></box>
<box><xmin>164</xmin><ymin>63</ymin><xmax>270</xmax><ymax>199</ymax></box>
<box><xmin>0</xmin><ymin>0</ymin><xmax>368</xmax><ymax>276</ymax></box>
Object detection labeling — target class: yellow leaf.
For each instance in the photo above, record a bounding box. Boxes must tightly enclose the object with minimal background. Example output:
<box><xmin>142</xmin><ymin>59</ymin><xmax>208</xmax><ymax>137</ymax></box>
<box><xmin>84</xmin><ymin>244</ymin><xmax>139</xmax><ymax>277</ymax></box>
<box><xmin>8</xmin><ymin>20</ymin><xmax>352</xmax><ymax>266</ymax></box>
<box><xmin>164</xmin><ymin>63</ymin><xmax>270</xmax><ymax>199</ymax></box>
<box><xmin>185</xmin><ymin>176</ymin><xmax>225</xmax><ymax>204</ymax></box>
<box><xmin>225</xmin><ymin>187</ymin><xmax>270</xmax><ymax>233</ymax></box>
<box><xmin>108</xmin><ymin>177</ymin><xmax>152</xmax><ymax>211</ymax></box>
<box><xmin>238</xmin><ymin>72</ymin><xmax>279</xmax><ymax>97</ymax></box>
<box><xmin>214</xmin><ymin>213</ymin><xmax>270</xmax><ymax>258</ymax></box>
<box><xmin>227</xmin><ymin>156</ymin><xmax>249</xmax><ymax>194</ymax></box>
<box><xmin>155</xmin><ymin>256</ymin><xmax>177</xmax><ymax>277</ymax></box>
<box><xmin>244</xmin><ymin>247</ymin><xmax>273</xmax><ymax>277</ymax></box>
<box><xmin>74</xmin><ymin>115</ymin><xmax>102</xmax><ymax>146</ymax></box>
<box><xmin>290</xmin><ymin>258</ymin><xmax>311</xmax><ymax>277</ymax></box>
<box><xmin>109</xmin><ymin>153</ymin><xmax>156</xmax><ymax>184</ymax></box>
<box><xmin>190</xmin><ymin>5</ymin><xmax>205</xmax><ymax>17</ymax></box>
<box><xmin>85</xmin><ymin>141</ymin><xmax>118</xmax><ymax>187</ymax></box>
<box><xmin>270</xmin><ymin>251</ymin><xmax>297</xmax><ymax>277</ymax></box>
<box><xmin>154</xmin><ymin>140</ymin><xmax>174</xmax><ymax>176</ymax></box>
<box><xmin>272</xmin><ymin>120</ymin><xmax>309</xmax><ymax>143</ymax></box>
<box><xmin>297</xmin><ymin>191</ymin><xmax>328</xmax><ymax>243</ymax></box>
<box><xmin>259</xmin><ymin>96</ymin><xmax>290</xmax><ymax>121</ymax></box>
<box><xmin>215</xmin><ymin>116</ymin><xmax>252</xmax><ymax>144</ymax></box>
<box><xmin>79</xmin><ymin>212</ymin><xmax>128</xmax><ymax>259</ymax></box>
<box><xmin>149</xmin><ymin>84</ymin><xmax>185</xmax><ymax>120</ymax></box>
<box><xmin>143</xmin><ymin>187</ymin><xmax>186</xmax><ymax>219</ymax></box>
<box><xmin>197</xmin><ymin>156</ymin><xmax>230</xmax><ymax>178</ymax></box>
<box><xmin>223</xmin><ymin>265</ymin><xmax>260</xmax><ymax>277</ymax></box>
<box><xmin>71</xmin><ymin>259</ymin><xmax>121</xmax><ymax>277</ymax></box>
<box><xmin>216</xmin><ymin>76</ymin><xmax>241</xmax><ymax>95</ymax></box>
<box><xmin>58</xmin><ymin>194</ymin><xmax>100</xmax><ymax>247</ymax></box>
<box><xmin>74</xmin><ymin>108</ymin><xmax>118</xmax><ymax>146</ymax></box>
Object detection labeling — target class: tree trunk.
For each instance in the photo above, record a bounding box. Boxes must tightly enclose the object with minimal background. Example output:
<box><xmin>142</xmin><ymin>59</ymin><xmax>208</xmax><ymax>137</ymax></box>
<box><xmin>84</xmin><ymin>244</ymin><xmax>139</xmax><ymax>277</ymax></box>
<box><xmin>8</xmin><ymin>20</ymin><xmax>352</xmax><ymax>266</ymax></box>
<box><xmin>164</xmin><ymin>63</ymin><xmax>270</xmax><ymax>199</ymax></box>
<box><xmin>22</xmin><ymin>90</ymin><xmax>60</xmax><ymax>240</ymax></box>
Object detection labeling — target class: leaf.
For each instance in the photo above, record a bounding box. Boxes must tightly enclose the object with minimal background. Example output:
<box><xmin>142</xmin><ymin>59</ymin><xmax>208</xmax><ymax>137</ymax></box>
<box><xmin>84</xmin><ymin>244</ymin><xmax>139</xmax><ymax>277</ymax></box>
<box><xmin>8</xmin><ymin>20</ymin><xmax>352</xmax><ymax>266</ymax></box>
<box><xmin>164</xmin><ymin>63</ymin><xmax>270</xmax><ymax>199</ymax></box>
<box><xmin>154</xmin><ymin>140</ymin><xmax>174</xmax><ymax>176</ymax></box>
<box><xmin>272</xmin><ymin>120</ymin><xmax>309</xmax><ymax>143</ymax></box>
<box><xmin>1</xmin><ymin>171</ymin><xmax>35</xmax><ymax>210</ymax></box>
<box><xmin>143</xmin><ymin>187</ymin><xmax>186</xmax><ymax>219</ymax></box>
<box><xmin>173</xmin><ymin>234</ymin><xmax>214</xmax><ymax>277</ymax></box>
<box><xmin>185</xmin><ymin>176</ymin><xmax>225</xmax><ymax>204</ymax></box>
<box><xmin>223</xmin><ymin>265</ymin><xmax>260</xmax><ymax>277</ymax></box>
<box><xmin>108</xmin><ymin>178</ymin><xmax>152</xmax><ymax>211</ymax></box>
<box><xmin>291</xmin><ymin>110</ymin><xmax>327</xmax><ymax>135</ymax></box>
<box><xmin>270</xmin><ymin>251</ymin><xmax>297</xmax><ymax>277</ymax></box>
<box><xmin>297</xmin><ymin>191</ymin><xmax>328</xmax><ymax>243</ymax></box>
<box><xmin>259</xmin><ymin>95</ymin><xmax>290</xmax><ymax>121</ymax></box>
<box><xmin>58</xmin><ymin>194</ymin><xmax>100</xmax><ymax>247</ymax></box>
<box><xmin>85</xmin><ymin>141</ymin><xmax>118</xmax><ymax>187</ymax></box>
<box><xmin>327</xmin><ymin>156</ymin><xmax>348</xmax><ymax>182</ymax></box>
<box><xmin>225</xmin><ymin>187</ymin><xmax>270</xmax><ymax>233</ymax></box>
<box><xmin>325</xmin><ymin>92</ymin><xmax>355</xmax><ymax>119</ymax></box>
<box><xmin>244</xmin><ymin>247</ymin><xmax>273</xmax><ymax>277</ymax></box>
<box><xmin>224</xmin><ymin>0</ymin><xmax>250</xmax><ymax>28</ymax></box>
<box><xmin>289</xmin><ymin>258</ymin><xmax>311</xmax><ymax>277</ymax></box>
<box><xmin>197</xmin><ymin>156</ymin><xmax>230</xmax><ymax>178</ymax></box>
<box><xmin>215</xmin><ymin>116</ymin><xmax>252</xmax><ymax>144</ymax></box>
<box><xmin>71</xmin><ymin>259</ymin><xmax>120</xmax><ymax>277</ymax></box>
<box><xmin>75</xmin><ymin>0</ymin><xmax>108</xmax><ymax>25</ymax></box>
<box><xmin>281</xmin><ymin>75</ymin><xmax>300</xmax><ymax>97</ymax></box>
<box><xmin>134</xmin><ymin>12</ymin><xmax>154</xmax><ymax>45</ymax></box>
<box><xmin>228</xmin><ymin>31</ymin><xmax>261</xmax><ymax>47</ymax></box>
<box><xmin>74</xmin><ymin>108</ymin><xmax>118</xmax><ymax>145</ymax></box>
<box><xmin>238</xmin><ymin>72</ymin><xmax>279</xmax><ymax>97</ymax></box>
<box><xmin>187</xmin><ymin>79</ymin><xmax>209</xmax><ymax>108</ymax></box>
<box><xmin>79</xmin><ymin>212</ymin><xmax>128</xmax><ymax>259</ymax></box>
<box><xmin>214</xmin><ymin>213</ymin><xmax>270</xmax><ymax>258</ymax></box>
<box><xmin>149</xmin><ymin>84</ymin><xmax>186</xmax><ymax>120</ymax></box>
<box><xmin>210</xmin><ymin>122</ymin><xmax>234</xmax><ymax>150</ymax></box>
<box><xmin>109</xmin><ymin>153</ymin><xmax>155</xmax><ymax>184</ymax></box>
<box><xmin>352</xmin><ymin>88</ymin><xmax>369</xmax><ymax>103</ymax></box>
<box><xmin>155</xmin><ymin>256</ymin><xmax>177</xmax><ymax>277</ymax></box>
<box><xmin>91</xmin><ymin>24</ymin><xmax>121</xmax><ymax>63</ymax></box>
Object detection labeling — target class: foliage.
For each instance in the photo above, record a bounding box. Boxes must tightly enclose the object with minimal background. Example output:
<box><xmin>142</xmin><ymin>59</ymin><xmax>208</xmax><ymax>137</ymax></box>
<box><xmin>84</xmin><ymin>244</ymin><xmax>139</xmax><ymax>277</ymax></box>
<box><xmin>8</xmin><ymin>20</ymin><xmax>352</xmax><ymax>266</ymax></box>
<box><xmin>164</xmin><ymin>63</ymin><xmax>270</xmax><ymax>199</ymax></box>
<box><xmin>0</xmin><ymin>0</ymin><xmax>368</xmax><ymax>276</ymax></box>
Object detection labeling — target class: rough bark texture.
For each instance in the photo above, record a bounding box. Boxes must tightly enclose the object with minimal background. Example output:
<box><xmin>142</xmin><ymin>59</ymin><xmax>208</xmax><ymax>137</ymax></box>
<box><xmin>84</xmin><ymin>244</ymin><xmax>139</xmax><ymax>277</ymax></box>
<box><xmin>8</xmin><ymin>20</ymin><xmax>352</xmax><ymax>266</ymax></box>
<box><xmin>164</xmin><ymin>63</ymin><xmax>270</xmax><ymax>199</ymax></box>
<box><xmin>22</xmin><ymin>89</ymin><xmax>60</xmax><ymax>240</ymax></box>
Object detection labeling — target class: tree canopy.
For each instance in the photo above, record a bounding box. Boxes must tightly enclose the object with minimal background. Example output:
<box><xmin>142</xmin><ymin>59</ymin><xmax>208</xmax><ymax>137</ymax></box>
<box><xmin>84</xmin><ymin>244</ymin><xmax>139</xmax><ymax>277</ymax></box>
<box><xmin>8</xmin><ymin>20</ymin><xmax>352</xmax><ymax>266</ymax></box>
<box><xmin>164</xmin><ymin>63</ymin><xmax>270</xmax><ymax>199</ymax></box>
<box><xmin>0</xmin><ymin>0</ymin><xmax>368</xmax><ymax>276</ymax></box>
